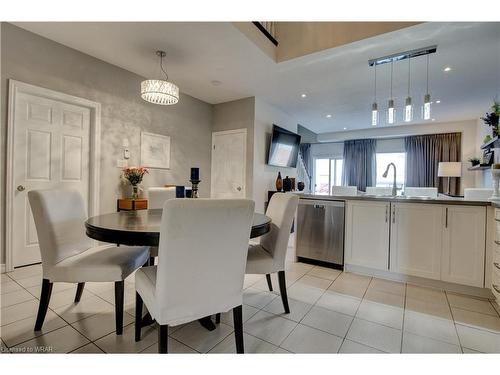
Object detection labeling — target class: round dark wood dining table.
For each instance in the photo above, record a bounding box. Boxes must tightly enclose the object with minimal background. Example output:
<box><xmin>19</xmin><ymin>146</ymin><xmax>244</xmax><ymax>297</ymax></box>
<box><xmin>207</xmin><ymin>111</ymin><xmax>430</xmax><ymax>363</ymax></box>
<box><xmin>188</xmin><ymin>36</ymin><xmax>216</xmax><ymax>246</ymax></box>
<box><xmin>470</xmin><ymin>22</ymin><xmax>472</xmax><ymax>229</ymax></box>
<box><xmin>85</xmin><ymin>208</ymin><xmax>272</xmax><ymax>246</ymax></box>
<box><xmin>84</xmin><ymin>208</ymin><xmax>272</xmax><ymax>331</ymax></box>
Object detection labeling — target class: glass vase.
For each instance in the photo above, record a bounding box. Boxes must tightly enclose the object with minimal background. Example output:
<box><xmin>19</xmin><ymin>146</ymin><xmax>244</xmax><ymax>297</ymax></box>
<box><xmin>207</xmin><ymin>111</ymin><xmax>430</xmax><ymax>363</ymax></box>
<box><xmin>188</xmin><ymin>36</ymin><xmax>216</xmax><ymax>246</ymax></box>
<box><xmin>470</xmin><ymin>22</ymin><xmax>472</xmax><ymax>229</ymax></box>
<box><xmin>131</xmin><ymin>185</ymin><xmax>139</xmax><ymax>200</ymax></box>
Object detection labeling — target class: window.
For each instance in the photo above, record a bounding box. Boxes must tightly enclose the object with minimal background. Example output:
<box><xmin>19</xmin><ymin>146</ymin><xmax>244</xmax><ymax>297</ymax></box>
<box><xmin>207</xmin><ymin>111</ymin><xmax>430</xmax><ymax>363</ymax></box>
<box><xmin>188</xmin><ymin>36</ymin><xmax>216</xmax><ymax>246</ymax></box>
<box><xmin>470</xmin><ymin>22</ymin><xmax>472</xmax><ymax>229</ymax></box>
<box><xmin>376</xmin><ymin>152</ymin><xmax>406</xmax><ymax>189</ymax></box>
<box><xmin>314</xmin><ymin>158</ymin><xmax>343</xmax><ymax>195</ymax></box>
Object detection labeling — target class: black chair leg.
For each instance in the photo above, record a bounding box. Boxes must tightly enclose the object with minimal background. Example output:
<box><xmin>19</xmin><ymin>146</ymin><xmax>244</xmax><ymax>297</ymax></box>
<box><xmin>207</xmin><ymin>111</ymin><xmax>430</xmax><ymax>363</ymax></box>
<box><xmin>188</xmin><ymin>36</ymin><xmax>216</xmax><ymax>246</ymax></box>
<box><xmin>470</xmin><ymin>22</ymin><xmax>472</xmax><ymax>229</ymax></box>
<box><xmin>158</xmin><ymin>324</ymin><xmax>169</xmax><ymax>353</ymax></box>
<box><xmin>135</xmin><ymin>292</ymin><xmax>143</xmax><ymax>342</ymax></box>
<box><xmin>278</xmin><ymin>271</ymin><xmax>290</xmax><ymax>314</ymax></box>
<box><xmin>74</xmin><ymin>282</ymin><xmax>85</xmax><ymax>303</ymax></box>
<box><xmin>115</xmin><ymin>281</ymin><xmax>124</xmax><ymax>335</ymax></box>
<box><xmin>233</xmin><ymin>305</ymin><xmax>244</xmax><ymax>354</ymax></box>
<box><xmin>215</xmin><ymin>313</ymin><xmax>221</xmax><ymax>324</ymax></box>
<box><xmin>34</xmin><ymin>279</ymin><xmax>53</xmax><ymax>331</ymax></box>
<box><xmin>149</xmin><ymin>257</ymin><xmax>155</xmax><ymax>266</ymax></box>
<box><xmin>265</xmin><ymin>274</ymin><xmax>273</xmax><ymax>292</ymax></box>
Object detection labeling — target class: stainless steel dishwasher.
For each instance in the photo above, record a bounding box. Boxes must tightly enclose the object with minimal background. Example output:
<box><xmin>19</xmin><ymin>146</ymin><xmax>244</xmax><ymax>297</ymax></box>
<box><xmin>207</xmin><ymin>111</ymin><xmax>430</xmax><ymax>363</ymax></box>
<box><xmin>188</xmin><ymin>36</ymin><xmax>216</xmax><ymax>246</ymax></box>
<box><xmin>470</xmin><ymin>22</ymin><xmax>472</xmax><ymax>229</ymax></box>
<box><xmin>296</xmin><ymin>199</ymin><xmax>345</xmax><ymax>268</ymax></box>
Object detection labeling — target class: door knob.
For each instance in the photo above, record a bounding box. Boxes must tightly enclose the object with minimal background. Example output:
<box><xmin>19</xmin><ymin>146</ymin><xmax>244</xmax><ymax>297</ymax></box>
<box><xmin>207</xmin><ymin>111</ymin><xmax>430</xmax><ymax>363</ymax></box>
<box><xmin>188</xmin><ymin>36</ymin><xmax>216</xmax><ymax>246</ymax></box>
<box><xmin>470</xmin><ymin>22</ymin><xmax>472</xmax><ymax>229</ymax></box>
<box><xmin>236</xmin><ymin>186</ymin><xmax>242</xmax><ymax>191</ymax></box>
<box><xmin>17</xmin><ymin>185</ymin><xmax>26</xmax><ymax>192</ymax></box>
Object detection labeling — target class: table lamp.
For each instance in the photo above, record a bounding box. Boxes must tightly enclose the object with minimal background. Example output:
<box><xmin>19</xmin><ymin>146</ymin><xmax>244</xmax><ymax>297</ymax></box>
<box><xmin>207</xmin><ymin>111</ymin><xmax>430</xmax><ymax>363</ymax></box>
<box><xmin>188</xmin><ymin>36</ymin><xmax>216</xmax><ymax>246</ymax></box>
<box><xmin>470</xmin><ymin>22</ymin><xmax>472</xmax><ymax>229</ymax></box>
<box><xmin>438</xmin><ymin>162</ymin><xmax>462</xmax><ymax>195</ymax></box>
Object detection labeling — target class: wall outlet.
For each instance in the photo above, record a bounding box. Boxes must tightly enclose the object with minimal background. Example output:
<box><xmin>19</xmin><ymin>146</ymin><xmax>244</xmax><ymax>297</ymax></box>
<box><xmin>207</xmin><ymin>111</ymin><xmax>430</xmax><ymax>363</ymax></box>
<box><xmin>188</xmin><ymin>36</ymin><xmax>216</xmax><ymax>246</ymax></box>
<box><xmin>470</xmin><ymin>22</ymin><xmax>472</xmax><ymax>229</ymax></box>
<box><xmin>117</xmin><ymin>159</ymin><xmax>128</xmax><ymax>168</ymax></box>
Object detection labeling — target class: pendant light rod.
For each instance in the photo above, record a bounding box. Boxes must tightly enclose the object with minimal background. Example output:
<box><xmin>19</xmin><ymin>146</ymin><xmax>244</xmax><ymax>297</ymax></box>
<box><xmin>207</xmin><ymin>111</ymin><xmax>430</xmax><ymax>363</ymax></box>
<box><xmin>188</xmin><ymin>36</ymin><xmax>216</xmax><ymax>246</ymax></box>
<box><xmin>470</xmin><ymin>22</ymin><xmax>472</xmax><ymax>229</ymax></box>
<box><xmin>368</xmin><ymin>45</ymin><xmax>437</xmax><ymax>66</ymax></box>
<box><xmin>390</xmin><ymin>61</ymin><xmax>393</xmax><ymax>98</ymax></box>
<box><xmin>407</xmin><ymin>56</ymin><xmax>411</xmax><ymax>97</ymax></box>
<box><xmin>156</xmin><ymin>50</ymin><xmax>168</xmax><ymax>80</ymax></box>
<box><xmin>374</xmin><ymin>64</ymin><xmax>377</xmax><ymax>101</ymax></box>
<box><xmin>426</xmin><ymin>54</ymin><xmax>429</xmax><ymax>94</ymax></box>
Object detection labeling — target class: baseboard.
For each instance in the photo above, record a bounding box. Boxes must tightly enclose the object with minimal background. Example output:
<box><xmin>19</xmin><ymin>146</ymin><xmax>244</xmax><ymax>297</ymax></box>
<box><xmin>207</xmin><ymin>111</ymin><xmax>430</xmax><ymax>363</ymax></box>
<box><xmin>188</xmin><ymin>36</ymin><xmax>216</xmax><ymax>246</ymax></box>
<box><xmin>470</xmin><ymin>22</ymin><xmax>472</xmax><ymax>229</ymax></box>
<box><xmin>345</xmin><ymin>263</ymin><xmax>494</xmax><ymax>300</ymax></box>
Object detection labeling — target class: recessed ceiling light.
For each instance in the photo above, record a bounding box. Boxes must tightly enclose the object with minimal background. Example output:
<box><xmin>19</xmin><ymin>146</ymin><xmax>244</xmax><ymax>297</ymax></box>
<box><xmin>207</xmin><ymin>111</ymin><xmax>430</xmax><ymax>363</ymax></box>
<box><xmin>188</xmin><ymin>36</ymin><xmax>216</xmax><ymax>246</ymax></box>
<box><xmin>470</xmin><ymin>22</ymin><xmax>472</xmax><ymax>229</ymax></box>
<box><xmin>436</xmin><ymin>100</ymin><xmax>441</xmax><ymax>104</ymax></box>
<box><xmin>343</xmin><ymin>127</ymin><xmax>347</xmax><ymax>130</ymax></box>
<box><xmin>301</xmin><ymin>93</ymin><xmax>307</xmax><ymax>98</ymax></box>
<box><xmin>326</xmin><ymin>114</ymin><xmax>332</xmax><ymax>118</ymax></box>
<box><xmin>443</xmin><ymin>66</ymin><xmax>451</xmax><ymax>72</ymax></box>
<box><xmin>432</xmin><ymin>118</ymin><xmax>436</xmax><ymax>121</ymax></box>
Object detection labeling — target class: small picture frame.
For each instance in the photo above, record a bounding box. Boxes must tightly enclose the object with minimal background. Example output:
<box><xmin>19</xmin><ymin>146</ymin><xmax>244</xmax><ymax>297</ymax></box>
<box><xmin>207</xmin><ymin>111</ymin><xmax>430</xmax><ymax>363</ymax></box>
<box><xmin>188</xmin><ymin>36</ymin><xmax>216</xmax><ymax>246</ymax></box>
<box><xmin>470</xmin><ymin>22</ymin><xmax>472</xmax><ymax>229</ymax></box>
<box><xmin>140</xmin><ymin>131</ymin><xmax>171</xmax><ymax>169</ymax></box>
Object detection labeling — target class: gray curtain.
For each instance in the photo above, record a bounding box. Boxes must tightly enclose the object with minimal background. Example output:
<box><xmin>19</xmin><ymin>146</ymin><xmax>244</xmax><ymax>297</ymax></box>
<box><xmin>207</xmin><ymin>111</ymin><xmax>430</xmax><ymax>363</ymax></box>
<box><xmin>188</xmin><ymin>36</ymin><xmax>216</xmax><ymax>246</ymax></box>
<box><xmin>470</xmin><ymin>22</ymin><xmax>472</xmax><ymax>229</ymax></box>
<box><xmin>299</xmin><ymin>143</ymin><xmax>312</xmax><ymax>191</ymax></box>
<box><xmin>342</xmin><ymin>139</ymin><xmax>376</xmax><ymax>192</ymax></box>
<box><xmin>404</xmin><ymin>132</ymin><xmax>461</xmax><ymax>195</ymax></box>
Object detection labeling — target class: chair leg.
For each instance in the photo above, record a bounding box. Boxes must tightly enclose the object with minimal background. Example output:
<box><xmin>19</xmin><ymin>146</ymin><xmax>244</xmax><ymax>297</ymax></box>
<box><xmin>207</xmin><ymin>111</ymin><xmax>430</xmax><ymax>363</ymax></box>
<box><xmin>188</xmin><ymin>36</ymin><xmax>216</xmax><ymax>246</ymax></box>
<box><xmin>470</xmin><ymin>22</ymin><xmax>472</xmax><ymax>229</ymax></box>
<box><xmin>265</xmin><ymin>274</ymin><xmax>273</xmax><ymax>291</ymax></box>
<box><xmin>215</xmin><ymin>313</ymin><xmax>221</xmax><ymax>324</ymax></box>
<box><xmin>34</xmin><ymin>279</ymin><xmax>53</xmax><ymax>331</ymax></box>
<box><xmin>158</xmin><ymin>324</ymin><xmax>169</xmax><ymax>353</ymax></box>
<box><xmin>149</xmin><ymin>257</ymin><xmax>155</xmax><ymax>266</ymax></box>
<box><xmin>278</xmin><ymin>271</ymin><xmax>290</xmax><ymax>314</ymax></box>
<box><xmin>233</xmin><ymin>305</ymin><xmax>244</xmax><ymax>354</ymax></box>
<box><xmin>135</xmin><ymin>292</ymin><xmax>143</xmax><ymax>342</ymax></box>
<box><xmin>114</xmin><ymin>281</ymin><xmax>124</xmax><ymax>335</ymax></box>
<box><xmin>74</xmin><ymin>282</ymin><xmax>85</xmax><ymax>303</ymax></box>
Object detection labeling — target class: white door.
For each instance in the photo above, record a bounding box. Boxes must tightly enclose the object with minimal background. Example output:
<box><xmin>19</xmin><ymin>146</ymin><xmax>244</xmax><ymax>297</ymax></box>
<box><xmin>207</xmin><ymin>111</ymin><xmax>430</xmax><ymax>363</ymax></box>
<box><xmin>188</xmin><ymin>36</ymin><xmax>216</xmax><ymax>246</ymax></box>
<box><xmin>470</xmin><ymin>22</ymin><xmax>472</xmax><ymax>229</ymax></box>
<box><xmin>344</xmin><ymin>200</ymin><xmax>390</xmax><ymax>270</ymax></box>
<box><xmin>210</xmin><ymin>129</ymin><xmax>246</xmax><ymax>198</ymax></box>
<box><xmin>11</xmin><ymin>90</ymin><xmax>91</xmax><ymax>267</ymax></box>
<box><xmin>390</xmin><ymin>203</ymin><xmax>443</xmax><ymax>280</ymax></box>
<box><xmin>442</xmin><ymin>205</ymin><xmax>486</xmax><ymax>287</ymax></box>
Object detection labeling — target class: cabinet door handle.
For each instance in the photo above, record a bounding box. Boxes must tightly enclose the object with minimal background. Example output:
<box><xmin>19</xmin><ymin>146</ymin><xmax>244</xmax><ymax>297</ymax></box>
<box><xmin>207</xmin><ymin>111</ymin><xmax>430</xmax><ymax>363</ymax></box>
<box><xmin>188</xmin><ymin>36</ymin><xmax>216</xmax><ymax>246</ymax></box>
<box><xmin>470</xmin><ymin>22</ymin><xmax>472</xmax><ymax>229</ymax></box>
<box><xmin>494</xmin><ymin>262</ymin><xmax>500</xmax><ymax>270</ymax></box>
<box><xmin>392</xmin><ymin>205</ymin><xmax>395</xmax><ymax>224</ymax></box>
<box><xmin>385</xmin><ymin>205</ymin><xmax>388</xmax><ymax>223</ymax></box>
<box><xmin>445</xmin><ymin>207</ymin><xmax>448</xmax><ymax>228</ymax></box>
<box><xmin>493</xmin><ymin>284</ymin><xmax>500</xmax><ymax>294</ymax></box>
<box><xmin>314</xmin><ymin>204</ymin><xmax>325</xmax><ymax>209</ymax></box>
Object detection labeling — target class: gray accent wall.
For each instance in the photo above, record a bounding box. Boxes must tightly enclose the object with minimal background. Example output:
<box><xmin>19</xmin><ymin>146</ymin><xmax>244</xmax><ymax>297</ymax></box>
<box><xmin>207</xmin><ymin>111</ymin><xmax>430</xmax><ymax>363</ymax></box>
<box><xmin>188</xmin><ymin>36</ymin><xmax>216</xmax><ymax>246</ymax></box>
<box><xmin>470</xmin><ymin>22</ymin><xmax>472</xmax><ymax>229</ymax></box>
<box><xmin>0</xmin><ymin>23</ymin><xmax>213</xmax><ymax>265</ymax></box>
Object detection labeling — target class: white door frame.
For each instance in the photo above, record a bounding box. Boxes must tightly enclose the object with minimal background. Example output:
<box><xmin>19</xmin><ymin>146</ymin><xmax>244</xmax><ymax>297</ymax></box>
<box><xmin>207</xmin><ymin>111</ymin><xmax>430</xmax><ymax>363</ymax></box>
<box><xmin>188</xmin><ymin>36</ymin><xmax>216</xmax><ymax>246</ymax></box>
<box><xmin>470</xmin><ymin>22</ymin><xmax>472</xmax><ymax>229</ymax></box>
<box><xmin>210</xmin><ymin>128</ymin><xmax>247</xmax><ymax>198</ymax></box>
<box><xmin>5</xmin><ymin>80</ymin><xmax>101</xmax><ymax>272</ymax></box>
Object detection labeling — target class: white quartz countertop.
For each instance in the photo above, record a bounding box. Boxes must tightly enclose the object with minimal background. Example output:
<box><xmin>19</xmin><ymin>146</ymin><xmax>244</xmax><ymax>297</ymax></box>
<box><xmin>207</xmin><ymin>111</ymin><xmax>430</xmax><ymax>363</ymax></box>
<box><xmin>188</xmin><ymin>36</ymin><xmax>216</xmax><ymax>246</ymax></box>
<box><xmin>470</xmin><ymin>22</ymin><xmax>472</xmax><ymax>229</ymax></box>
<box><xmin>298</xmin><ymin>193</ymin><xmax>492</xmax><ymax>206</ymax></box>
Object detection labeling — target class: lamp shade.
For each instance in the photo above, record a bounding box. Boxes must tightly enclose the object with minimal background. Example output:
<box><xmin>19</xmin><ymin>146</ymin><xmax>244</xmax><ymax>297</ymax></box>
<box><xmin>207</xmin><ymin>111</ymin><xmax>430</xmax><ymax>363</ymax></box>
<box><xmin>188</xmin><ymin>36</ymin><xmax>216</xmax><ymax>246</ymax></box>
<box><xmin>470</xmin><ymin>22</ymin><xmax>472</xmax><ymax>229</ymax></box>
<box><xmin>438</xmin><ymin>162</ymin><xmax>462</xmax><ymax>177</ymax></box>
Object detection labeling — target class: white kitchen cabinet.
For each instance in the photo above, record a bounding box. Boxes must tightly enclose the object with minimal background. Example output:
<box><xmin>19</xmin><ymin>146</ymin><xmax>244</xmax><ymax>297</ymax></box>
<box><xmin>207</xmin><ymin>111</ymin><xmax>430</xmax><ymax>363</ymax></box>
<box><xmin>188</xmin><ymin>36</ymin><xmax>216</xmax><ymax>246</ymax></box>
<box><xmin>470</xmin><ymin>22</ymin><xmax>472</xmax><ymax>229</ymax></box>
<box><xmin>442</xmin><ymin>205</ymin><xmax>486</xmax><ymax>287</ymax></box>
<box><xmin>390</xmin><ymin>203</ymin><xmax>443</xmax><ymax>280</ymax></box>
<box><xmin>345</xmin><ymin>200</ymin><xmax>390</xmax><ymax>270</ymax></box>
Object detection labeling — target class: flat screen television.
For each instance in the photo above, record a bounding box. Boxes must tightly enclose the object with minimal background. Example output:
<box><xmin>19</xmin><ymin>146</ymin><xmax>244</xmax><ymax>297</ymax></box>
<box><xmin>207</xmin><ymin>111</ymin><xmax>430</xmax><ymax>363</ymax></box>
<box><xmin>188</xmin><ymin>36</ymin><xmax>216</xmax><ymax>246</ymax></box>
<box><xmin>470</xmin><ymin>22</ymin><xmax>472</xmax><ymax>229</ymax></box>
<box><xmin>267</xmin><ymin>125</ymin><xmax>301</xmax><ymax>168</ymax></box>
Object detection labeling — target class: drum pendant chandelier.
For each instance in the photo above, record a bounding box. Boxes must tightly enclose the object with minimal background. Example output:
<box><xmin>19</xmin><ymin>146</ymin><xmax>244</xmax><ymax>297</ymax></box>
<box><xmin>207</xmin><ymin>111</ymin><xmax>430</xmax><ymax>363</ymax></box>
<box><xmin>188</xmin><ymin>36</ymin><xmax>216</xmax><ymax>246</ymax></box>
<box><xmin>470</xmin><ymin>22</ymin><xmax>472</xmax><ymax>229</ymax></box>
<box><xmin>141</xmin><ymin>50</ymin><xmax>179</xmax><ymax>105</ymax></box>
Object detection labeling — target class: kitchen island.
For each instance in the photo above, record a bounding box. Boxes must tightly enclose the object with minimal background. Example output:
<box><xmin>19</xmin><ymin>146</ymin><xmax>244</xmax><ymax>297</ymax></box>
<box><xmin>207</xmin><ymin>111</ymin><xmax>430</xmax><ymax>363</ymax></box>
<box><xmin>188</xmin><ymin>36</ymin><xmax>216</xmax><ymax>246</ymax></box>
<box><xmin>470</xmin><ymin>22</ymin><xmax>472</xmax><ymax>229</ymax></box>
<box><xmin>296</xmin><ymin>193</ymin><xmax>496</xmax><ymax>300</ymax></box>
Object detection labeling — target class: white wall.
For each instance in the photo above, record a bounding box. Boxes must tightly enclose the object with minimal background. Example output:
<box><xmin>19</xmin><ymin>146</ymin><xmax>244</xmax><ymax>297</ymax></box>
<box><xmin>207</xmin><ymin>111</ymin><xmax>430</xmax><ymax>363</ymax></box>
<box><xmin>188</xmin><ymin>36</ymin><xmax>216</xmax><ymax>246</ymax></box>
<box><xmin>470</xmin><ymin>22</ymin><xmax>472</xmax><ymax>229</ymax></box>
<box><xmin>315</xmin><ymin>119</ymin><xmax>482</xmax><ymax>193</ymax></box>
<box><xmin>253</xmin><ymin>98</ymin><xmax>298</xmax><ymax>213</ymax></box>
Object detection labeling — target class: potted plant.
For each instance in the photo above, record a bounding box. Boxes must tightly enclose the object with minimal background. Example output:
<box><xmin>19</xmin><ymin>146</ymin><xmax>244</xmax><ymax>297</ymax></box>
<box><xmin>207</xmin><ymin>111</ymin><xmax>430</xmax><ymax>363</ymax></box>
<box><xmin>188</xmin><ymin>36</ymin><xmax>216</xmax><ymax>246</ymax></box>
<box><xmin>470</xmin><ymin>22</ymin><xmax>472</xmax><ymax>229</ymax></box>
<box><xmin>468</xmin><ymin>157</ymin><xmax>481</xmax><ymax>167</ymax></box>
<box><xmin>481</xmin><ymin>100</ymin><xmax>500</xmax><ymax>138</ymax></box>
<box><xmin>122</xmin><ymin>166</ymin><xmax>149</xmax><ymax>199</ymax></box>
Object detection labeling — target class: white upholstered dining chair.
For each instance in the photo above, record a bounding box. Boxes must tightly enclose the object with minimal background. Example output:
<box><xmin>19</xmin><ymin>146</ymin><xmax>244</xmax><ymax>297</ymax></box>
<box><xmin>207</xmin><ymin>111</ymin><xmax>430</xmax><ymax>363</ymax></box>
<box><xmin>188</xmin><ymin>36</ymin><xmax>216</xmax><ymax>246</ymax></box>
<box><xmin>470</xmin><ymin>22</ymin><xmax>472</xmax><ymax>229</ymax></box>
<box><xmin>244</xmin><ymin>193</ymin><xmax>299</xmax><ymax>314</ymax></box>
<box><xmin>134</xmin><ymin>198</ymin><xmax>255</xmax><ymax>353</ymax></box>
<box><xmin>146</xmin><ymin>187</ymin><xmax>177</xmax><ymax>262</ymax></box>
<box><xmin>148</xmin><ymin>187</ymin><xmax>176</xmax><ymax>209</ymax></box>
<box><xmin>28</xmin><ymin>189</ymin><xmax>150</xmax><ymax>334</ymax></box>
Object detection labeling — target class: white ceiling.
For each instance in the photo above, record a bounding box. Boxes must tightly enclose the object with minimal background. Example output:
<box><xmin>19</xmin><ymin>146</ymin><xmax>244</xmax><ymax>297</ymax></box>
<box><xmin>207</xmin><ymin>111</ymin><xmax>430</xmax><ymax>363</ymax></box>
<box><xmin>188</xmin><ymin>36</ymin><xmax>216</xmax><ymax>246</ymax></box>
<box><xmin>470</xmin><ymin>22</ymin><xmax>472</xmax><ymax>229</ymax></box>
<box><xmin>13</xmin><ymin>22</ymin><xmax>500</xmax><ymax>134</ymax></box>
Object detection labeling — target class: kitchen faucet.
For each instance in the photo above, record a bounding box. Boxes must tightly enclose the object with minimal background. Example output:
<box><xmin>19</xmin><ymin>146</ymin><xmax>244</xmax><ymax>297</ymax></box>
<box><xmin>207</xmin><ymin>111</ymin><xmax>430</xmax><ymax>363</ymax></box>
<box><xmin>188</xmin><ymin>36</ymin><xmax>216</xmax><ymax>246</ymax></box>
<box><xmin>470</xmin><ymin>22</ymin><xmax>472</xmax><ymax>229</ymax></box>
<box><xmin>382</xmin><ymin>163</ymin><xmax>398</xmax><ymax>196</ymax></box>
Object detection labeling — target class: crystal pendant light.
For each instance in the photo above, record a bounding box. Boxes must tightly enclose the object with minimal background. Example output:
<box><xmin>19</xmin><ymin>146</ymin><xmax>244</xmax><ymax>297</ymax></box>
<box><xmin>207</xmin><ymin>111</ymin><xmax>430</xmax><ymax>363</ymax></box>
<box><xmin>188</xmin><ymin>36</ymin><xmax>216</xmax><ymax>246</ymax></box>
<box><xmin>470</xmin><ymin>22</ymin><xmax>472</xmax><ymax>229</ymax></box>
<box><xmin>141</xmin><ymin>50</ymin><xmax>179</xmax><ymax>105</ymax></box>
<box><xmin>387</xmin><ymin>61</ymin><xmax>395</xmax><ymax>124</ymax></box>
<box><xmin>423</xmin><ymin>54</ymin><xmax>431</xmax><ymax>120</ymax></box>
<box><xmin>404</xmin><ymin>57</ymin><xmax>413</xmax><ymax>122</ymax></box>
<box><xmin>371</xmin><ymin>64</ymin><xmax>378</xmax><ymax>126</ymax></box>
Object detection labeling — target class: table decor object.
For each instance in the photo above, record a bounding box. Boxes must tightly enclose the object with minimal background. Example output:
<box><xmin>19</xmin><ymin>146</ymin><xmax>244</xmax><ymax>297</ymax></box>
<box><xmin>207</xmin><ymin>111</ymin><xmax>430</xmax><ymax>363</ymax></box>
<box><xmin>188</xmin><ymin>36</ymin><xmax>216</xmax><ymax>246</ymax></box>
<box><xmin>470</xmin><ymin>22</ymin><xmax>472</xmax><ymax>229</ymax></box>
<box><xmin>481</xmin><ymin>100</ymin><xmax>500</xmax><ymax>138</ymax></box>
<box><xmin>276</xmin><ymin>172</ymin><xmax>283</xmax><ymax>192</ymax></box>
<box><xmin>176</xmin><ymin>186</ymin><xmax>185</xmax><ymax>198</ymax></box>
<box><xmin>122</xmin><ymin>166</ymin><xmax>149</xmax><ymax>199</ymax></box>
<box><xmin>283</xmin><ymin>176</ymin><xmax>292</xmax><ymax>192</ymax></box>
<box><xmin>190</xmin><ymin>168</ymin><xmax>200</xmax><ymax>198</ymax></box>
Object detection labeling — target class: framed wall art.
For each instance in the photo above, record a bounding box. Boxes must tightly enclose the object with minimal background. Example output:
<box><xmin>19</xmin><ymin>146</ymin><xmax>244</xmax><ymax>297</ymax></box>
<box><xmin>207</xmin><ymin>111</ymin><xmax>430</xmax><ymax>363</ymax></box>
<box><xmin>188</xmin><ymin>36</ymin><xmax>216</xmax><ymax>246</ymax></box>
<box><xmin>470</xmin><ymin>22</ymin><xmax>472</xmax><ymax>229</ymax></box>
<box><xmin>140</xmin><ymin>131</ymin><xmax>171</xmax><ymax>169</ymax></box>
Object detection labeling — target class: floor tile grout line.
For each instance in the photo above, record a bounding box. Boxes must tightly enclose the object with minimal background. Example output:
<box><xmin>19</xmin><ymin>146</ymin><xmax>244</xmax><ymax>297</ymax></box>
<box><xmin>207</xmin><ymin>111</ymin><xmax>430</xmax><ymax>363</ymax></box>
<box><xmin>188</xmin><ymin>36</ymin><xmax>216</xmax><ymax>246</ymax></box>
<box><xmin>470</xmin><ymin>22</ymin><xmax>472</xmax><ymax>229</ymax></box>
<box><xmin>336</xmin><ymin>274</ymin><xmax>372</xmax><ymax>353</ymax></box>
<box><xmin>399</xmin><ymin>282</ymin><xmax>407</xmax><ymax>353</ymax></box>
<box><xmin>444</xmin><ymin>290</ymin><xmax>464</xmax><ymax>353</ymax></box>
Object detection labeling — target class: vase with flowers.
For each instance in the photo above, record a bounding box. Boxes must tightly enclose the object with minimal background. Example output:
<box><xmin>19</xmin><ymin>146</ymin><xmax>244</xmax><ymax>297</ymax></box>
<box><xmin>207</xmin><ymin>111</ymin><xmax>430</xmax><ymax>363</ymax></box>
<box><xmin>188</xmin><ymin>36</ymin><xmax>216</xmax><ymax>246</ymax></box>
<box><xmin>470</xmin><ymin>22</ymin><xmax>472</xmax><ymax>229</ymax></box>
<box><xmin>122</xmin><ymin>167</ymin><xmax>149</xmax><ymax>199</ymax></box>
<box><xmin>481</xmin><ymin>100</ymin><xmax>500</xmax><ymax>138</ymax></box>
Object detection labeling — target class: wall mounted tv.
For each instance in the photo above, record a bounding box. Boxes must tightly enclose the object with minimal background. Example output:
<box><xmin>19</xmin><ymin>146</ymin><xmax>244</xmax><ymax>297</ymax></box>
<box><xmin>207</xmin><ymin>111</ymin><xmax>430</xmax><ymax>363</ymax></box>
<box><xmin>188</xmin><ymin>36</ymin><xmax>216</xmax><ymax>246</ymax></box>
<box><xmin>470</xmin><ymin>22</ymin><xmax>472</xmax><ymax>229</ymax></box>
<box><xmin>267</xmin><ymin>125</ymin><xmax>301</xmax><ymax>168</ymax></box>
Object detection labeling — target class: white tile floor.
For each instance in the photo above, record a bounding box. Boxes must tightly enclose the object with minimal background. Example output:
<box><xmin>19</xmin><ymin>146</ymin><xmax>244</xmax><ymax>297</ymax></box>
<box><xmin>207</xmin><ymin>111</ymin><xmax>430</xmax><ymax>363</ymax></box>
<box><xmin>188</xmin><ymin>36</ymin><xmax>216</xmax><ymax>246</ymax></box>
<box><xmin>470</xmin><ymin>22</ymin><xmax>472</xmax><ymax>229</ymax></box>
<box><xmin>2</xmin><ymin>261</ymin><xmax>500</xmax><ymax>353</ymax></box>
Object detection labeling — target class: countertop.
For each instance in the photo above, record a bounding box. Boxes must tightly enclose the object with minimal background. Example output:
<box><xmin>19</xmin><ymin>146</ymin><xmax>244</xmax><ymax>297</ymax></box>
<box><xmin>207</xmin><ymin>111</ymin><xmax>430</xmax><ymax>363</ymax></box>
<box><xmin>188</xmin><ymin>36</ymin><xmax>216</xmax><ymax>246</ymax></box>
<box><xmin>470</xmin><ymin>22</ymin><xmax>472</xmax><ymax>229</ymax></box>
<box><xmin>298</xmin><ymin>193</ymin><xmax>493</xmax><ymax>206</ymax></box>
